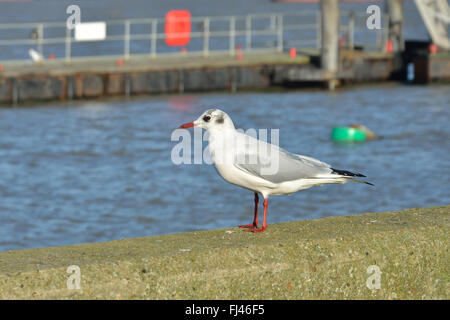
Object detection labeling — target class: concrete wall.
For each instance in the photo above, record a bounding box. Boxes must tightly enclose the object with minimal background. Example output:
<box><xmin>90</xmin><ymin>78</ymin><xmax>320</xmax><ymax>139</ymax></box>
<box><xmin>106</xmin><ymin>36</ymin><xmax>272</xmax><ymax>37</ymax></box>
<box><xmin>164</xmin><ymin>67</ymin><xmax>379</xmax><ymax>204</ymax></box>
<box><xmin>0</xmin><ymin>205</ymin><xmax>448</xmax><ymax>299</ymax></box>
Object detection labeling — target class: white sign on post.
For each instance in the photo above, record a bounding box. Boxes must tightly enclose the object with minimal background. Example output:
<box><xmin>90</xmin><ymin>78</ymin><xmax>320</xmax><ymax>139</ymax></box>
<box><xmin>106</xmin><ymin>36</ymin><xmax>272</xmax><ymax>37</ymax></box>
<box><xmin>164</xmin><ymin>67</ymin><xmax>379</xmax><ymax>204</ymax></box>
<box><xmin>74</xmin><ymin>22</ymin><xmax>106</xmax><ymax>41</ymax></box>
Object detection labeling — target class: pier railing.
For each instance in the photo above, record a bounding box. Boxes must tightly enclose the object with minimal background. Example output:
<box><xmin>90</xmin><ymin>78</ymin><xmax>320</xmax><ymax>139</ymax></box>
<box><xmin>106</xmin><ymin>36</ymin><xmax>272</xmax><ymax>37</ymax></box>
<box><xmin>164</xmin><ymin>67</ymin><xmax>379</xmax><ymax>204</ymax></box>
<box><xmin>0</xmin><ymin>11</ymin><xmax>388</xmax><ymax>64</ymax></box>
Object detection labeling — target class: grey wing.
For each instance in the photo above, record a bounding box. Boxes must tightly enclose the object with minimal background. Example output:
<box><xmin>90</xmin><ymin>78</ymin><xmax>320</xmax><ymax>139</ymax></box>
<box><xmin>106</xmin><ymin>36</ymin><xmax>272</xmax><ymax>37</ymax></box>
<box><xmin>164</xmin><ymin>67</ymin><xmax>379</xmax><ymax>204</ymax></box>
<box><xmin>233</xmin><ymin>137</ymin><xmax>333</xmax><ymax>184</ymax></box>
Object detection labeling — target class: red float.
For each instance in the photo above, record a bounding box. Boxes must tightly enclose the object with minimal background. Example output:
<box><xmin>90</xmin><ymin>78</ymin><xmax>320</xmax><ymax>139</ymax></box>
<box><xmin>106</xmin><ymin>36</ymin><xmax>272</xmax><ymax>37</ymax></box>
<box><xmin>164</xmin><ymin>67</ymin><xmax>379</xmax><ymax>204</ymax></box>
<box><xmin>165</xmin><ymin>10</ymin><xmax>191</xmax><ymax>47</ymax></box>
<box><xmin>386</xmin><ymin>39</ymin><xmax>393</xmax><ymax>53</ymax></box>
<box><xmin>290</xmin><ymin>47</ymin><xmax>296</xmax><ymax>58</ymax></box>
<box><xmin>236</xmin><ymin>45</ymin><xmax>243</xmax><ymax>60</ymax></box>
<box><xmin>429</xmin><ymin>44</ymin><xmax>438</xmax><ymax>55</ymax></box>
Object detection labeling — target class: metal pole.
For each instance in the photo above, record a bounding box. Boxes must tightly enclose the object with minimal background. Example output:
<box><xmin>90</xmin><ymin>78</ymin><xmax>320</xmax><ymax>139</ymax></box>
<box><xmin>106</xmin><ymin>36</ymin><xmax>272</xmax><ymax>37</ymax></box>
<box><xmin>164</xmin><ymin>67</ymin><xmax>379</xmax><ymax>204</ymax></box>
<box><xmin>37</xmin><ymin>23</ymin><xmax>44</xmax><ymax>57</ymax></box>
<box><xmin>277</xmin><ymin>14</ymin><xmax>283</xmax><ymax>52</ymax></box>
<box><xmin>321</xmin><ymin>0</ymin><xmax>340</xmax><ymax>90</ymax></box>
<box><xmin>67</xmin><ymin>76</ymin><xmax>74</xmax><ymax>100</ymax></box>
<box><xmin>178</xmin><ymin>69</ymin><xmax>184</xmax><ymax>93</ymax></box>
<box><xmin>245</xmin><ymin>15</ymin><xmax>252</xmax><ymax>51</ymax></box>
<box><xmin>383</xmin><ymin>14</ymin><xmax>389</xmax><ymax>52</ymax></box>
<box><xmin>229</xmin><ymin>16</ymin><xmax>235</xmax><ymax>56</ymax></box>
<box><xmin>348</xmin><ymin>12</ymin><xmax>355</xmax><ymax>50</ymax></box>
<box><xmin>125</xmin><ymin>73</ymin><xmax>130</xmax><ymax>97</ymax></box>
<box><xmin>65</xmin><ymin>27</ymin><xmax>71</xmax><ymax>64</ymax></box>
<box><xmin>270</xmin><ymin>14</ymin><xmax>276</xmax><ymax>32</ymax></box>
<box><xmin>386</xmin><ymin>0</ymin><xmax>404</xmax><ymax>52</ymax></box>
<box><xmin>124</xmin><ymin>20</ymin><xmax>130</xmax><ymax>60</ymax></box>
<box><xmin>151</xmin><ymin>19</ymin><xmax>157</xmax><ymax>58</ymax></box>
<box><xmin>12</xmin><ymin>79</ymin><xmax>18</xmax><ymax>106</ymax></box>
<box><xmin>203</xmin><ymin>17</ymin><xmax>210</xmax><ymax>57</ymax></box>
<box><xmin>231</xmin><ymin>67</ymin><xmax>237</xmax><ymax>93</ymax></box>
<box><xmin>316</xmin><ymin>11</ymin><xmax>321</xmax><ymax>50</ymax></box>
<box><xmin>386</xmin><ymin>0</ymin><xmax>404</xmax><ymax>74</ymax></box>
<box><xmin>376</xmin><ymin>27</ymin><xmax>382</xmax><ymax>51</ymax></box>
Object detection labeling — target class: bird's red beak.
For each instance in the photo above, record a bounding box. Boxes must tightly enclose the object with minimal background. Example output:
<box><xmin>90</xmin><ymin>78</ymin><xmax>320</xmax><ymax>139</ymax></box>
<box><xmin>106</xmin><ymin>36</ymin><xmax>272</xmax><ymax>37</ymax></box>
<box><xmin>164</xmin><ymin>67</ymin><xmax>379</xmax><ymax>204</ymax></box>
<box><xmin>180</xmin><ymin>122</ymin><xmax>196</xmax><ymax>128</ymax></box>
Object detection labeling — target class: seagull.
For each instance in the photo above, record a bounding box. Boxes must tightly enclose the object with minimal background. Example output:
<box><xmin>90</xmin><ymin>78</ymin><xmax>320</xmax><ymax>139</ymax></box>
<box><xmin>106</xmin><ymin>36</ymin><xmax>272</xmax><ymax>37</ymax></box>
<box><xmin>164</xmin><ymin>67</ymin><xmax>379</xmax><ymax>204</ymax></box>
<box><xmin>28</xmin><ymin>49</ymin><xmax>43</xmax><ymax>63</ymax></box>
<box><xmin>180</xmin><ymin>108</ymin><xmax>373</xmax><ymax>233</ymax></box>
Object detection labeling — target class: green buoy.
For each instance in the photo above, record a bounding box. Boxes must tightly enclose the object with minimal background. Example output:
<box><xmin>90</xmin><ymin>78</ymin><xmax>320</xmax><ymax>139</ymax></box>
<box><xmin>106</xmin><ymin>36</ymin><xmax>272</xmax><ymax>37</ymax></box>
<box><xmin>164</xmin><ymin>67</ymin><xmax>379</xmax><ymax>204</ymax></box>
<box><xmin>331</xmin><ymin>126</ymin><xmax>367</xmax><ymax>142</ymax></box>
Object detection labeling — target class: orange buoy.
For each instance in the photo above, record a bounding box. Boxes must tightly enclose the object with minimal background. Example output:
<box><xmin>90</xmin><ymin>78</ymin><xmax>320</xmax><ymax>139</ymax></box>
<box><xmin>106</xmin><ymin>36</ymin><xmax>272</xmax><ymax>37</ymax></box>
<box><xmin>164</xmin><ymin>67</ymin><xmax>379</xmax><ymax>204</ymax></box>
<box><xmin>289</xmin><ymin>47</ymin><xmax>296</xmax><ymax>58</ymax></box>
<box><xmin>429</xmin><ymin>44</ymin><xmax>438</xmax><ymax>55</ymax></box>
<box><xmin>165</xmin><ymin>10</ymin><xmax>191</xmax><ymax>47</ymax></box>
<box><xmin>386</xmin><ymin>39</ymin><xmax>393</xmax><ymax>53</ymax></box>
<box><xmin>236</xmin><ymin>45</ymin><xmax>243</xmax><ymax>60</ymax></box>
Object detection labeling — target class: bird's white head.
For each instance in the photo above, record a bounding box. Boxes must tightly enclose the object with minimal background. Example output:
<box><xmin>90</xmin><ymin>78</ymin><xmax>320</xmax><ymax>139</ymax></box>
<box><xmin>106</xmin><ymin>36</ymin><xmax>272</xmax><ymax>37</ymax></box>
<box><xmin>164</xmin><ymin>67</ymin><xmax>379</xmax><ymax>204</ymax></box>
<box><xmin>180</xmin><ymin>108</ymin><xmax>235</xmax><ymax>131</ymax></box>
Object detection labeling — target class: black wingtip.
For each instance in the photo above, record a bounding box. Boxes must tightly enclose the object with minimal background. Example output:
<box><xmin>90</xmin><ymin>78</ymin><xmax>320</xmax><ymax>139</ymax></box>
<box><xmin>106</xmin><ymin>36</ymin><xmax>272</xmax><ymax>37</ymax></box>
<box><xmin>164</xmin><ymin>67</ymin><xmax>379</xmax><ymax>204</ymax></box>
<box><xmin>364</xmin><ymin>181</ymin><xmax>375</xmax><ymax>186</ymax></box>
<box><xmin>331</xmin><ymin>168</ymin><xmax>366</xmax><ymax>178</ymax></box>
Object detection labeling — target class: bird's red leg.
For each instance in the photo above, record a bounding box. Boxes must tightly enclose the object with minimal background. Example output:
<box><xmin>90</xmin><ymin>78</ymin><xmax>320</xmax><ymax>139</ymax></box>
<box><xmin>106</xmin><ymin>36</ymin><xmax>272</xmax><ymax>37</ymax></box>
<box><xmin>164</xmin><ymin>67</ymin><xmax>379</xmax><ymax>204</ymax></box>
<box><xmin>251</xmin><ymin>198</ymin><xmax>268</xmax><ymax>233</ymax></box>
<box><xmin>239</xmin><ymin>193</ymin><xmax>259</xmax><ymax>229</ymax></box>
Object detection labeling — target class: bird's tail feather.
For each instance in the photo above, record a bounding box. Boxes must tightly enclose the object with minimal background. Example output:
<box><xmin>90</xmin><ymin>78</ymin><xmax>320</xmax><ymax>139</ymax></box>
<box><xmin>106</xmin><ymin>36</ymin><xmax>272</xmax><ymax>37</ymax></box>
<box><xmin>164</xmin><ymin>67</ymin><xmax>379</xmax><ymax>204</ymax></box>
<box><xmin>347</xmin><ymin>178</ymin><xmax>374</xmax><ymax>186</ymax></box>
<box><xmin>330</xmin><ymin>168</ymin><xmax>374</xmax><ymax>186</ymax></box>
<box><xmin>331</xmin><ymin>168</ymin><xmax>365</xmax><ymax>177</ymax></box>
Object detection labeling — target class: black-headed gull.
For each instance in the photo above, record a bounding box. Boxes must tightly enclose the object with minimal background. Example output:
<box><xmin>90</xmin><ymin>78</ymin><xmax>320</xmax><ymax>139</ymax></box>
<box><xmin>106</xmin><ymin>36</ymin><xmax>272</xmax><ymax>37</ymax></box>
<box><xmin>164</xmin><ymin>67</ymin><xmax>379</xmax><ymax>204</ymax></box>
<box><xmin>180</xmin><ymin>109</ymin><xmax>373</xmax><ymax>233</ymax></box>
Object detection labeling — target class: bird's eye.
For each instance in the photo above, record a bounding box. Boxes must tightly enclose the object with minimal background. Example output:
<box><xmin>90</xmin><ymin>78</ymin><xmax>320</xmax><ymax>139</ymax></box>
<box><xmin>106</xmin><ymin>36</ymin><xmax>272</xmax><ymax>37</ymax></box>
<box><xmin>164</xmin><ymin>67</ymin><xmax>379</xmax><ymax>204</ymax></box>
<box><xmin>203</xmin><ymin>115</ymin><xmax>211</xmax><ymax>122</ymax></box>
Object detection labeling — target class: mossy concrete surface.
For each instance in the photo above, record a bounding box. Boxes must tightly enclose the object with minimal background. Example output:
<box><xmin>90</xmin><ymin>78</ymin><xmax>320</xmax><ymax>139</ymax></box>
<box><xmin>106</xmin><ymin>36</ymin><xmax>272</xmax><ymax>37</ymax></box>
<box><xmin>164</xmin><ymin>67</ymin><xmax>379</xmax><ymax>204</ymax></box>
<box><xmin>0</xmin><ymin>205</ymin><xmax>448</xmax><ymax>299</ymax></box>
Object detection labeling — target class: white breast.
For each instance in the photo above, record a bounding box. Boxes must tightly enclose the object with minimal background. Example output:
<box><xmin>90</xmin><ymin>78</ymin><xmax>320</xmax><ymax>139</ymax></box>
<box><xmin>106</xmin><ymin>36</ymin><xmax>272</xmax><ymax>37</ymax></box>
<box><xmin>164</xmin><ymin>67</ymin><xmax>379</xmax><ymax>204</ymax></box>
<box><xmin>207</xmin><ymin>128</ymin><xmax>277</xmax><ymax>195</ymax></box>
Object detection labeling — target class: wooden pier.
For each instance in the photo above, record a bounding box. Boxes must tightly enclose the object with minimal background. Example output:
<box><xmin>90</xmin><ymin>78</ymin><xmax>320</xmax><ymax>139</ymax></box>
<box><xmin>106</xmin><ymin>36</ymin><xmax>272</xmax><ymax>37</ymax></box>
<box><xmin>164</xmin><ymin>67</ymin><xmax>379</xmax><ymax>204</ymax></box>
<box><xmin>0</xmin><ymin>0</ymin><xmax>449</xmax><ymax>105</ymax></box>
<box><xmin>0</xmin><ymin>50</ymin><xmax>404</xmax><ymax>105</ymax></box>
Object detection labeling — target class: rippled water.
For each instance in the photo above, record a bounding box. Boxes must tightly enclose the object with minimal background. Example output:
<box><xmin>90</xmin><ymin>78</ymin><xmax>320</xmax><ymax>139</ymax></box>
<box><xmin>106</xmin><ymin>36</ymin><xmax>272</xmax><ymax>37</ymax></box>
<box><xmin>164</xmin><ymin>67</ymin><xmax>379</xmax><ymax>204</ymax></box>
<box><xmin>0</xmin><ymin>84</ymin><xmax>449</xmax><ymax>251</ymax></box>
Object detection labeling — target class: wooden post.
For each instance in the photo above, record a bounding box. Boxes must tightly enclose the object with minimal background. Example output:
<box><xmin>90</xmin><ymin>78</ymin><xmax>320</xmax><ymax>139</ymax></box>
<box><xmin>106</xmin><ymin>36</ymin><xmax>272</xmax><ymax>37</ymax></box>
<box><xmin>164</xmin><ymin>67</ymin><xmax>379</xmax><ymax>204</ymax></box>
<box><xmin>320</xmin><ymin>0</ymin><xmax>339</xmax><ymax>90</ymax></box>
<box><xmin>386</xmin><ymin>0</ymin><xmax>404</xmax><ymax>53</ymax></box>
<box><xmin>386</xmin><ymin>0</ymin><xmax>404</xmax><ymax>75</ymax></box>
